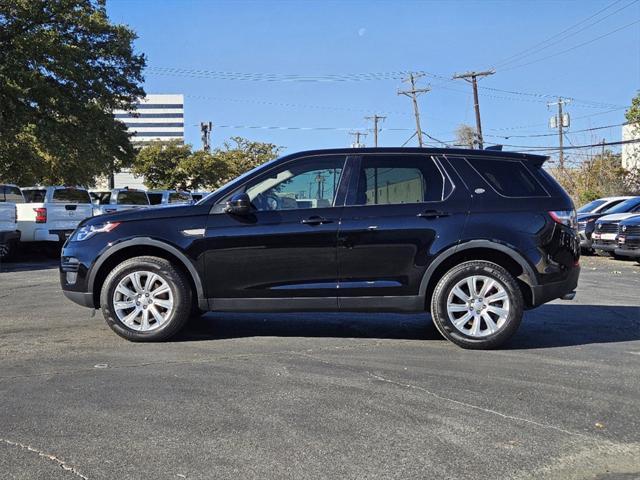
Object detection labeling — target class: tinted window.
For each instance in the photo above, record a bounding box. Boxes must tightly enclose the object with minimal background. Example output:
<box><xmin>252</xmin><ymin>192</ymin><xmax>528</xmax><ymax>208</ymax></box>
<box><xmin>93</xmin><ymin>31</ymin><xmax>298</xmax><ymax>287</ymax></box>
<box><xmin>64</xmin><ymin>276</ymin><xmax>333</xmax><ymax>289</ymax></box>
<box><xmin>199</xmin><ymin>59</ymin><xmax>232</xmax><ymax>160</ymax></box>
<box><xmin>577</xmin><ymin>199</ymin><xmax>606</xmax><ymax>213</ymax></box>
<box><xmin>22</xmin><ymin>189</ymin><xmax>46</xmax><ymax>203</ymax></box>
<box><xmin>603</xmin><ymin>197</ymin><xmax>640</xmax><ymax>214</ymax></box>
<box><xmin>117</xmin><ymin>191</ymin><xmax>149</xmax><ymax>205</ymax></box>
<box><xmin>469</xmin><ymin>158</ymin><xmax>548</xmax><ymax>197</ymax></box>
<box><xmin>169</xmin><ymin>192</ymin><xmax>192</xmax><ymax>203</ymax></box>
<box><xmin>90</xmin><ymin>192</ymin><xmax>111</xmax><ymax>205</ymax></box>
<box><xmin>349</xmin><ymin>155</ymin><xmax>444</xmax><ymax>206</ymax></box>
<box><xmin>0</xmin><ymin>186</ymin><xmax>24</xmax><ymax>203</ymax></box>
<box><xmin>147</xmin><ymin>193</ymin><xmax>163</xmax><ymax>205</ymax></box>
<box><xmin>53</xmin><ymin>188</ymin><xmax>91</xmax><ymax>203</ymax></box>
<box><xmin>244</xmin><ymin>156</ymin><xmax>345</xmax><ymax>211</ymax></box>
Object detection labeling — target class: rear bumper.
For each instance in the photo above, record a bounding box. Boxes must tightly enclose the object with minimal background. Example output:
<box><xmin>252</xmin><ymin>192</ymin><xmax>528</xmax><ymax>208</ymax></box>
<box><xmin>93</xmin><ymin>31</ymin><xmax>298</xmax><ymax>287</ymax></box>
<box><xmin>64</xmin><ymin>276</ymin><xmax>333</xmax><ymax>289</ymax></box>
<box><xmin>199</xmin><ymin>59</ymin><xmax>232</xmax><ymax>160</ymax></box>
<box><xmin>531</xmin><ymin>265</ymin><xmax>580</xmax><ymax>307</ymax></box>
<box><xmin>62</xmin><ymin>289</ymin><xmax>95</xmax><ymax>308</ymax></box>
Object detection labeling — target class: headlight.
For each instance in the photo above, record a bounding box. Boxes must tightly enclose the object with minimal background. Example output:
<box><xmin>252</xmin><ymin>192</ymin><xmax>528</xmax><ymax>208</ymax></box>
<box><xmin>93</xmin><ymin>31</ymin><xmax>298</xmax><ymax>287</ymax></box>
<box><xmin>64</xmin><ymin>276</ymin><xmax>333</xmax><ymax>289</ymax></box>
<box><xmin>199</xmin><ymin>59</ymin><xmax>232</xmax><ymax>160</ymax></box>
<box><xmin>70</xmin><ymin>222</ymin><xmax>120</xmax><ymax>242</ymax></box>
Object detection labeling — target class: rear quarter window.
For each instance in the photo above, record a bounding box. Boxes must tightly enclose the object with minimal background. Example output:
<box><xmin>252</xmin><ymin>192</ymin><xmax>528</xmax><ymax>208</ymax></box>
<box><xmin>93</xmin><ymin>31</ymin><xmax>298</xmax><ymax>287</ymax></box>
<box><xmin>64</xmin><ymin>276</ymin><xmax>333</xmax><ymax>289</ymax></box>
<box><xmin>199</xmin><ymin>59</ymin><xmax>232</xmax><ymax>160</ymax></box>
<box><xmin>53</xmin><ymin>188</ymin><xmax>92</xmax><ymax>203</ymax></box>
<box><xmin>0</xmin><ymin>186</ymin><xmax>24</xmax><ymax>203</ymax></box>
<box><xmin>169</xmin><ymin>192</ymin><xmax>192</xmax><ymax>203</ymax></box>
<box><xmin>467</xmin><ymin>158</ymin><xmax>548</xmax><ymax>197</ymax></box>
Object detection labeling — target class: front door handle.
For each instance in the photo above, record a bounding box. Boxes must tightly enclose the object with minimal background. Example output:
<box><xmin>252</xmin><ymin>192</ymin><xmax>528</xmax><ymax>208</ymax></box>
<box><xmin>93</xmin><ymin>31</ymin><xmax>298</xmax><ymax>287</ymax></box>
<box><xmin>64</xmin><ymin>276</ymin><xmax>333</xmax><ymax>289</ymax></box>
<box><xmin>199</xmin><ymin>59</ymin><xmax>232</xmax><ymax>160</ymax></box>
<box><xmin>417</xmin><ymin>210</ymin><xmax>450</xmax><ymax>219</ymax></box>
<box><xmin>301</xmin><ymin>216</ymin><xmax>333</xmax><ymax>226</ymax></box>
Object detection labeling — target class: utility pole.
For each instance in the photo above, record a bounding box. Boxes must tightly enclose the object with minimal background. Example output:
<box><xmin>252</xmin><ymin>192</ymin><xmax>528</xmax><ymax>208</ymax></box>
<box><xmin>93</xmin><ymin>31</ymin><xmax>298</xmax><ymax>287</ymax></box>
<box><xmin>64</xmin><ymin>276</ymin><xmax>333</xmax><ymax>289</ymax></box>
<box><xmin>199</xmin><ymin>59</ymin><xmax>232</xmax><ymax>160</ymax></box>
<box><xmin>200</xmin><ymin>122</ymin><xmax>213</xmax><ymax>152</ymax></box>
<box><xmin>365</xmin><ymin>114</ymin><xmax>386</xmax><ymax>147</ymax></box>
<box><xmin>349</xmin><ymin>130</ymin><xmax>367</xmax><ymax>148</ymax></box>
<box><xmin>452</xmin><ymin>70</ymin><xmax>495</xmax><ymax>149</ymax></box>
<box><xmin>548</xmin><ymin>98</ymin><xmax>571</xmax><ymax>170</ymax></box>
<box><xmin>398</xmin><ymin>73</ymin><xmax>430</xmax><ymax>147</ymax></box>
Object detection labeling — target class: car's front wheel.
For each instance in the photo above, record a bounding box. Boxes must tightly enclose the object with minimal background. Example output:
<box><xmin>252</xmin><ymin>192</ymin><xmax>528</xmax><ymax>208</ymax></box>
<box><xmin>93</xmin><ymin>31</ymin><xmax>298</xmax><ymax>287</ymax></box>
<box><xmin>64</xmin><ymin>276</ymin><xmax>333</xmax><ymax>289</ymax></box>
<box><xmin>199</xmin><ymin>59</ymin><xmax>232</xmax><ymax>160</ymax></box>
<box><xmin>430</xmin><ymin>260</ymin><xmax>524</xmax><ymax>349</ymax></box>
<box><xmin>100</xmin><ymin>256</ymin><xmax>192</xmax><ymax>342</ymax></box>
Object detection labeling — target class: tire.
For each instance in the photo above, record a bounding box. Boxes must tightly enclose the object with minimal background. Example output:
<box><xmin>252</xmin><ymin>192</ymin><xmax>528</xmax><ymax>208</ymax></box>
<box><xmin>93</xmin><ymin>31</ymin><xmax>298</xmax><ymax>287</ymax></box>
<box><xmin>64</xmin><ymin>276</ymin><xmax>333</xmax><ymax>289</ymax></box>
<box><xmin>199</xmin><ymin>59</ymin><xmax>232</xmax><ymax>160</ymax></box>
<box><xmin>430</xmin><ymin>260</ymin><xmax>524</xmax><ymax>350</ymax></box>
<box><xmin>100</xmin><ymin>256</ymin><xmax>192</xmax><ymax>342</ymax></box>
<box><xmin>0</xmin><ymin>240</ymin><xmax>17</xmax><ymax>262</ymax></box>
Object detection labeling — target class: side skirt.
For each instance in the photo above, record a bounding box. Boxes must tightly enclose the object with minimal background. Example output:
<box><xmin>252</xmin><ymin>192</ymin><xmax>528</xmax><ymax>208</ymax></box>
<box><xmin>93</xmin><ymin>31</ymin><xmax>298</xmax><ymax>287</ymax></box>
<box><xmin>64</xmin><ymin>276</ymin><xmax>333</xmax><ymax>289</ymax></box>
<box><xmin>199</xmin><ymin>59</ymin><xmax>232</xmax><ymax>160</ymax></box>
<box><xmin>207</xmin><ymin>296</ymin><xmax>424</xmax><ymax>313</ymax></box>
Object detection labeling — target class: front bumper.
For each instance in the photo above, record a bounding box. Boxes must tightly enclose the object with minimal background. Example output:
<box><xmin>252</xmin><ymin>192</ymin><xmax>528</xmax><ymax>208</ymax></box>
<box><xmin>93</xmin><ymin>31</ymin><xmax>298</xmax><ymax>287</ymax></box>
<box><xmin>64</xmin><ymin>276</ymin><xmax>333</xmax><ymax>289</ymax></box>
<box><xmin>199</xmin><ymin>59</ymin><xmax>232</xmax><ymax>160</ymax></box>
<box><xmin>615</xmin><ymin>235</ymin><xmax>640</xmax><ymax>258</ymax></box>
<box><xmin>531</xmin><ymin>265</ymin><xmax>580</xmax><ymax>307</ymax></box>
<box><xmin>592</xmin><ymin>240</ymin><xmax>617</xmax><ymax>252</ymax></box>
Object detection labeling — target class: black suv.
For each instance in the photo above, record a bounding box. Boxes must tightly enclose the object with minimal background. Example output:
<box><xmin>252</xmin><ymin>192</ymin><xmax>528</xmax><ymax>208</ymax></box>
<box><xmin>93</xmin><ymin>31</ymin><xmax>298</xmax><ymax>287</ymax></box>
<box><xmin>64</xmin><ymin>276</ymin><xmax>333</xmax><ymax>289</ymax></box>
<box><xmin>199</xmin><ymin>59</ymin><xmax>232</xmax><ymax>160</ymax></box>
<box><xmin>615</xmin><ymin>215</ymin><xmax>640</xmax><ymax>261</ymax></box>
<box><xmin>61</xmin><ymin>148</ymin><xmax>580</xmax><ymax>349</ymax></box>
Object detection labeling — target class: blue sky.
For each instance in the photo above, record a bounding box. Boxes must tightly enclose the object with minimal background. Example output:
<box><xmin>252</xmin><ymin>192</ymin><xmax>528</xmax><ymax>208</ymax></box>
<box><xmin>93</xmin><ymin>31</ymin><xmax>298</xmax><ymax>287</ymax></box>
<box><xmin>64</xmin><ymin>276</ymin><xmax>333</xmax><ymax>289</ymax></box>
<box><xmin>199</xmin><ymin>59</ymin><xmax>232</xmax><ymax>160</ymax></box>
<box><xmin>106</xmin><ymin>0</ymin><xmax>640</xmax><ymax>163</ymax></box>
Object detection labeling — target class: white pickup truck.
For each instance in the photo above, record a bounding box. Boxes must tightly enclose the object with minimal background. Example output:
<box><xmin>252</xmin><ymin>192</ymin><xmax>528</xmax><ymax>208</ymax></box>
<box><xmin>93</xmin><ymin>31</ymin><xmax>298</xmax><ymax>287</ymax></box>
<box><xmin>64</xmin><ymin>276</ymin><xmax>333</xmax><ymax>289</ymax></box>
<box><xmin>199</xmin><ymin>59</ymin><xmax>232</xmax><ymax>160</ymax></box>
<box><xmin>90</xmin><ymin>188</ymin><xmax>150</xmax><ymax>216</ymax></box>
<box><xmin>0</xmin><ymin>184</ymin><xmax>24</xmax><ymax>260</ymax></box>
<box><xmin>18</xmin><ymin>186</ymin><xmax>94</xmax><ymax>244</ymax></box>
<box><xmin>147</xmin><ymin>190</ymin><xmax>193</xmax><ymax>206</ymax></box>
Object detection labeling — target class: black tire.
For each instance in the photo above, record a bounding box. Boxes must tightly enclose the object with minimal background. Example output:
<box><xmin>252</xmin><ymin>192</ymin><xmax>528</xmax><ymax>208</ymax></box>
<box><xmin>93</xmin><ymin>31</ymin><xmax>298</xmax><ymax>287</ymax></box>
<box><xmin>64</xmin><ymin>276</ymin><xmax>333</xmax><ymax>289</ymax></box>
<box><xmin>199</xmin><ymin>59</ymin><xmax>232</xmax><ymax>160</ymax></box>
<box><xmin>100</xmin><ymin>256</ymin><xmax>192</xmax><ymax>342</ymax></box>
<box><xmin>0</xmin><ymin>240</ymin><xmax>17</xmax><ymax>262</ymax></box>
<box><xmin>430</xmin><ymin>260</ymin><xmax>524</xmax><ymax>350</ymax></box>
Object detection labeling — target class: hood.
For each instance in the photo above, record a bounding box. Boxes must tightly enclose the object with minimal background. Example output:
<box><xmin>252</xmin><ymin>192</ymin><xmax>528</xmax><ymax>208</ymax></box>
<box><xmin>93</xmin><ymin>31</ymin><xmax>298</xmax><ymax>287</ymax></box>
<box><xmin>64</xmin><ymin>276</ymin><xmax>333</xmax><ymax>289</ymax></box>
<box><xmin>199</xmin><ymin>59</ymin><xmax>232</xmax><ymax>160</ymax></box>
<box><xmin>597</xmin><ymin>212</ymin><xmax>639</xmax><ymax>223</ymax></box>
<box><xmin>87</xmin><ymin>203</ymin><xmax>210</xmax><ymax>225</ymax></box>
<box><xmin>619</xmin><ymin>214</ymin><xmax>640</xmax><ymax>226</ymax></box>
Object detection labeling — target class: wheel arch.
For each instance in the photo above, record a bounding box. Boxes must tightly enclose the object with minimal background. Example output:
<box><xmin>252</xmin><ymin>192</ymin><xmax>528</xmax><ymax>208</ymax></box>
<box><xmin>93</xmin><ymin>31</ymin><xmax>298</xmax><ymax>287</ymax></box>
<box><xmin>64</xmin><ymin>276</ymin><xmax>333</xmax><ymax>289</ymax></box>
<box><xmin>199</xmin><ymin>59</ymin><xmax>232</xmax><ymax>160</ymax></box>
<box><xmin>88</xmin><ymin>238</ymin><xmax>205</xmax><ymax>310</ymax></box>
<box><xmin>420</xmin><ymin>240</ymin><xmax>538</xmax><ymax>309</ymax></box>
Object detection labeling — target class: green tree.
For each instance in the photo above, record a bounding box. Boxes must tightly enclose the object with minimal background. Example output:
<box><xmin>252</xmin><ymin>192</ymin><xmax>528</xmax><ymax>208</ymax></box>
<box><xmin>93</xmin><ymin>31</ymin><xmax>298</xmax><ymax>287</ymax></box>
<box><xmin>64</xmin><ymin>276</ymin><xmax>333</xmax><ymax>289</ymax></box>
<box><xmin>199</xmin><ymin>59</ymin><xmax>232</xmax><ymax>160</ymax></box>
<box><xmin>0</xmin><ymin>0</ymin><xmax>145</xmax><ymax>185</ymax></box>
<box><xmin>626</xmin><ymin>91</ymin><xmax>640</xmax><ymax>125</ymax></box>
<box><xmin>131</xmin><ymin>141</ymin><xmax>192</xmax><ymax>190</ymax></box>
<box><xmin>216</xmin><ymin>137</ymin><xmax>282</xmax><ymax>183</ymax></box>
<box><xmin>181</xmin><ymin>150</ymin><xmax>228</xmax><ymax>190</ymax></box>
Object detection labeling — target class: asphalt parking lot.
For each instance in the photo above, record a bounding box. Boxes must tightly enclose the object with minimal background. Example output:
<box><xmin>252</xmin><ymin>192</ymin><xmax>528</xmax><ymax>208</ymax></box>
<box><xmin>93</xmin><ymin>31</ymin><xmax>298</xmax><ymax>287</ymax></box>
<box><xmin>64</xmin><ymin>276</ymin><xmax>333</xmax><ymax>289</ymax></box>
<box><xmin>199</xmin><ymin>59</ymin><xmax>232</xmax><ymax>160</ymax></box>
<box><xmin>1</xmin><ymin>254</ymin><xmax>639</xmax><ymax>480</ymax></box>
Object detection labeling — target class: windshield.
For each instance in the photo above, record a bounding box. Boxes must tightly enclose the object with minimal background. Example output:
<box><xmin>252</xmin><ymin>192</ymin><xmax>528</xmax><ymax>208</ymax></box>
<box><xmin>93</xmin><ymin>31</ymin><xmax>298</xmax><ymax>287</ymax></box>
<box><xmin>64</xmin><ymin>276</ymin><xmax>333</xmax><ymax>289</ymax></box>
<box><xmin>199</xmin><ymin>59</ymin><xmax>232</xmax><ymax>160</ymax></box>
<box><xmin>603</xmin><ymin>197</ymin><xmax>640</xmax><ymax>214</ymax></box>
<box><xmin>117</xmin><ymin>191</ymin><xmax>149</xmax><ymax>205</ymax></box>
<box><xmin>577</xmin><ymin>199</ymin><xmax>606</xmax><ymax>213</ymax></box>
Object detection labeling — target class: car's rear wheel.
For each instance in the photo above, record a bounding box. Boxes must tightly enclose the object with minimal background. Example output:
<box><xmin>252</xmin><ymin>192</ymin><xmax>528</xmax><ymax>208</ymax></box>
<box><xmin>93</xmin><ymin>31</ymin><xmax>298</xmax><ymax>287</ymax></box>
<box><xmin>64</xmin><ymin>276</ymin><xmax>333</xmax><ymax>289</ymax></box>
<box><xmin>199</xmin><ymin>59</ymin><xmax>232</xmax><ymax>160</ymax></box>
<box><xmin>430</xmin><ymin>260</ymin><xmax>524</xmax><ymax>349</ymax></box>
<box><xmin>100</xmin><ymin>256</ymin><xmax>192</xmax><ymax>342</ymax></box>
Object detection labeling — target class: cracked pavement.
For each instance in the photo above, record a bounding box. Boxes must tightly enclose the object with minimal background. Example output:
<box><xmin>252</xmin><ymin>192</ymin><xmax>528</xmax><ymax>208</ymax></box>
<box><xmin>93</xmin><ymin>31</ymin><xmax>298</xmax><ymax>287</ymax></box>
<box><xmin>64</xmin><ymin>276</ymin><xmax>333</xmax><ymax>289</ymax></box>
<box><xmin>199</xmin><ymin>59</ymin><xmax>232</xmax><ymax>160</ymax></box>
<box><xmin>1</xmin><ymin>255</ymin><xmax>639</xmax><ymax>479</ymax></box>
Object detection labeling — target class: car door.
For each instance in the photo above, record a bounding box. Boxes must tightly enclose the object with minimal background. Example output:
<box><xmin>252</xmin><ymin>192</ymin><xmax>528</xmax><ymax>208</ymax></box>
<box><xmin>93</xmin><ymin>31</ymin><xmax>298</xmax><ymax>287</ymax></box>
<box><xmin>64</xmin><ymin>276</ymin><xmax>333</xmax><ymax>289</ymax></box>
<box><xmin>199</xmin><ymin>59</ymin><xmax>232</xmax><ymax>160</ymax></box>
<box><xmin>337</xmin><ymin>153</ymin><xmax>470</xmax><ymax>310</ymax></box>
<box><xmin>204</xmin><ymin>154</ymin><xmax>348</xmax><ymax>310</ymax></box>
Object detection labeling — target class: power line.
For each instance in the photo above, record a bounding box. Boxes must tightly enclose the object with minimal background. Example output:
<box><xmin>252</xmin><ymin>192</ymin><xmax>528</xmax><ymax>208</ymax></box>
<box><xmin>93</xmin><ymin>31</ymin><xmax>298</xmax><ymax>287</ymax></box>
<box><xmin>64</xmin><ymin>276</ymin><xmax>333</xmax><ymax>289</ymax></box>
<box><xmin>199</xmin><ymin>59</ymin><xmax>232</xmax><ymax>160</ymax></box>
<box><xmin>495</xmin><ymin>0</ymin><xmax>638</xmax><ymax>68</ymax></box>
<box><xmin>501</xmin><ymin>17</ymin><xmax>640</xmax><ymax>71</ymax></box>
<box><xmin>485</xmin><ymin>122</ymin><xmax>628</xmax><ymax>139</ymax></box>
<box><xmin>491</xmin><ymin>138</ymin><xmax>640</xmax><ymax>151</ymax></box>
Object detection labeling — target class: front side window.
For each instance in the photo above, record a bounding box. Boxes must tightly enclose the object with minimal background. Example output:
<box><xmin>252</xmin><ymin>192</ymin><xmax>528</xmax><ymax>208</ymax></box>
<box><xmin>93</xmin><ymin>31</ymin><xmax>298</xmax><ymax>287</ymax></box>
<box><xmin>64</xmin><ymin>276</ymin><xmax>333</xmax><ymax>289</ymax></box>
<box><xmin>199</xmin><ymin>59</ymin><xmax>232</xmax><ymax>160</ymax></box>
<box><xmin>147</xmin><ymin>193</ymin><xmax>163</xmax><ymax>205</ymax></box>
<box><xmin>242</xmin><ymin>156</ymin><xmax>345</xmax><ymax>211</ymax></box>
<box><xmin>349</xmin><ymin>155</ymin><xmax>444</xmax><ymax>206</ymax></box>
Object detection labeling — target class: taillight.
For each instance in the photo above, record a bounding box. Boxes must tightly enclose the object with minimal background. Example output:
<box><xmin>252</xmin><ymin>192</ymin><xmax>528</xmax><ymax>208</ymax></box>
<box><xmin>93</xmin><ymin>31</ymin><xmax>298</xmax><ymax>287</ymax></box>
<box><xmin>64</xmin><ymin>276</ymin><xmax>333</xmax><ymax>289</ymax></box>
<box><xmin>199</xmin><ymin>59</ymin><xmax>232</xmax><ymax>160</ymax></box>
<box><xmin>34</xmin><ymin>207</ymin><xmax>47</xmax><ymax>223</ymax></box>
<box><xmin>549</xmin><ymin>210</ymin><xmax>577</xmax><ymax>229</ymax></box>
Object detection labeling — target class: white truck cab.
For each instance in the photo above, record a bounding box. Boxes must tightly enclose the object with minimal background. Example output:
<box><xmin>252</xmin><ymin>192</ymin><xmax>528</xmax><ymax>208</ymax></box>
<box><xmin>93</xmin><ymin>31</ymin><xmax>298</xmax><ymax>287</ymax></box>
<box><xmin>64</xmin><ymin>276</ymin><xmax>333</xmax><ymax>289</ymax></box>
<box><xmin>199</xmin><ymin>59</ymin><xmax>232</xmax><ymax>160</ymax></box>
<box><xmin>0</xmin><ymin>184</ymin><xmax>24</xmax><ymax>260</ymax></box>
<box><xmin>18</xmin><ymin>186</ymin><xmax>93</xmax><ymax>244</ymax></box>
<box><xmin>90</xmin><ymin>188</ymin><xmax>150</xmax><ymax>216</ymax></box>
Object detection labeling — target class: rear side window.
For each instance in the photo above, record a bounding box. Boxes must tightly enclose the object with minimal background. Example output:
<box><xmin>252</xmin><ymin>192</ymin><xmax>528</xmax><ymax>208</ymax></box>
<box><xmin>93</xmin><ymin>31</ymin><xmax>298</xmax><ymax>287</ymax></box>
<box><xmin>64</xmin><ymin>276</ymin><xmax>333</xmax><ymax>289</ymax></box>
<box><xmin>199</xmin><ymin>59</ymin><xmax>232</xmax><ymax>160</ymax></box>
<box><xmin>117</xmin><ymin>191</ymin><xmax>149</xmax><ymax>205</ymax></box>
<box><xmin>147</xmin><ymin>193</ymin><xmax>163</xmax><ymax>205</ymax></box>
<box><xmin>349</xmin><ymin>155</ymin><xmax>445</xmax><ymax>206</ymax></box>
<box><xmin>22</xmin><ymin>189</ymin><xmax>46</xmax><ymax>203</ymax></box>
<box><xmin>468</xmin><ymin>158</ymin><xmax>548</xmax><ymax>197</ymax></box>
<box><xmin>0</xmin><ymin>185</ymin><xmax>24</xmax><ymax>203</ymax></box>
<box><xmin>53</xmin><ymin>188</ymin><xmax>91</xmax><ymax>203</ymax></box>
<box><xmin>90</xmin><ymin>192</ymin><xmax>111</xmax><ymax>205</ymax></box>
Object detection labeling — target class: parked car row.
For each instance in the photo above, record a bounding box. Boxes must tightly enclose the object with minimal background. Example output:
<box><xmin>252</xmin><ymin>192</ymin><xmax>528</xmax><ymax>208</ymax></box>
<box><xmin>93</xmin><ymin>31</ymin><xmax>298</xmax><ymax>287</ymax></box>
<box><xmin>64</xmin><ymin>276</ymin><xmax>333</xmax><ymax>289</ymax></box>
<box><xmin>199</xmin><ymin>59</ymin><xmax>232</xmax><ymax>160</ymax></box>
<box><xmin>0</xmin><ymin>184</ymin><xmax>210</xmax><ymax>260</ymax></box>
<box><xmin>577</xmin><ymin>196</ymin><xmax>640</xmax><ymax>262</ymax></box>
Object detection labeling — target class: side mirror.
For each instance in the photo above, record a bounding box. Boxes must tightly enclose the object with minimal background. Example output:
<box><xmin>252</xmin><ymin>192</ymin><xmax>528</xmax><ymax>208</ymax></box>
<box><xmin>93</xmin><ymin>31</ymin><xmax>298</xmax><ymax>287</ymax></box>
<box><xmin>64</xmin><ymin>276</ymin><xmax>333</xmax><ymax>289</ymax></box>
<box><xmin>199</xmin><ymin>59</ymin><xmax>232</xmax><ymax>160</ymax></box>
<box><xmin>225</xmin><ymin>192</ymin><xmax>252</xmax><ymax>215</ymax></box>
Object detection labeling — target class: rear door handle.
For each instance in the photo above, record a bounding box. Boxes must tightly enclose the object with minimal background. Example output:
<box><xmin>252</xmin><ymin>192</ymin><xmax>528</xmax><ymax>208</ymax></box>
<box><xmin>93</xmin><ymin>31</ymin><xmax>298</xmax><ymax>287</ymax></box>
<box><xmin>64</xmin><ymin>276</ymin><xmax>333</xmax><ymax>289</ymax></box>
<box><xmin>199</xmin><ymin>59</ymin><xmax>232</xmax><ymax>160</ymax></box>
<box><xmin>301</xmin><ymin>216</ymin><xmax>333</xmax><ymax>226</ymax></box>
<box><xmin>417</xmin><ymin>210</ymin><xmax>450</xmax><ymax>219</ymax></box>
